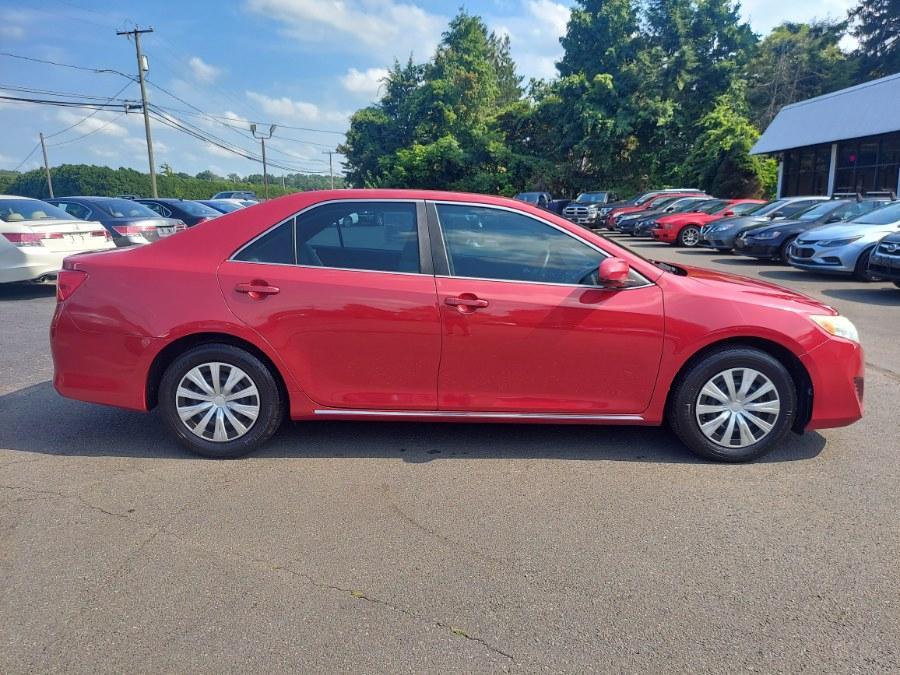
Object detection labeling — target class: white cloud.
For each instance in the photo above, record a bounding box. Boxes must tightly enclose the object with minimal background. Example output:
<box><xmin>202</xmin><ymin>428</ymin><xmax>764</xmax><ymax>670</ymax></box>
<box><xmin>341</xmin><ymin>67</ymin><xmax>389</xmax><ymax>97</ymax></box>
<box><xmin>487</xmin><ymin>0</ymin><xmax>570</xmax><ymax>81</ymax></box>
<box><xmin>0</xmin><ymin>24</ymin><xmax>23</xmax><ymax>39</ymax></box>
<box><xmin>55</xmin><ymin>110</ymin><xmax>129</xmax><ymax>138</ymax></box>
<box><xmin>246</xmin><ymin>91</ymin><xmax>320</xmax><ymax>121</ymax></box>
<box><xmin>188</xmin><ymin>56</ymin><xmax>221</xmax><ymax>83</ymax></box>
<box><xmin>245</xmin><ymin>0</ymin><xmax>445</xmax><ymax>60</ymax></box>
<box><xmin>205</xmin><ymin>142</ymin><xmax>237</xmax><ymax>158</ymax></box>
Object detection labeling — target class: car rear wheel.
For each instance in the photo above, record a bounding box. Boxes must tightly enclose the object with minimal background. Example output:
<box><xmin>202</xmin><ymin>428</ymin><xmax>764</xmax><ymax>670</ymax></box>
<box><xmin>668</xmin><ymin>347</ymin><xmax>796</xmax><ymax>462</ymax></box>
<box><xmin>159</xmin><ymin>343</ymin><xmax>284</xmax><ymax>458</ymax></box>
<box><xmin>677</xmin><ymin>226</ymin><xmax>701</xmax><ymax>247</ymax></box>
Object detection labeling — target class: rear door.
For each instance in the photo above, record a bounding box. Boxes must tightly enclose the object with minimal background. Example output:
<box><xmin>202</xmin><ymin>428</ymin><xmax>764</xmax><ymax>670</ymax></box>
<box><xmin>429</xmin><ymin>201</ymin><xmax>665</xmax><ymax>414</ymax></box>
<box><xmin>218</xmin><ymin>199</ymin><xmax>441</xmax><ymax>410</ymax></box>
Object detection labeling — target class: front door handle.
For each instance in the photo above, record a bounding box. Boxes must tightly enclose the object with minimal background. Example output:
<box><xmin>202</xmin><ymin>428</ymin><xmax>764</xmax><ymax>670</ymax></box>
<box><xmin>445</xmin><ymin>294</ymin><xmax>489</xmax><ymax>312</ymax></box>
<box><xmin>235</xmin><ymin>282</ymin><xmax>280</xmax><ymax>299</ymax></box>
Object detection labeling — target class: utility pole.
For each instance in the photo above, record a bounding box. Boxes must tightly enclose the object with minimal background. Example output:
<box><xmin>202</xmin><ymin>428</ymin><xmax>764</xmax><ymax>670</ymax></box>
<box><xmin>117</xmin><ymin>26</ymin><xmax>157</xmax><ymax>197</ymax></box>
<box><xmin>39</xmin><ymin>132</ymin><xmax>54</xmax><ymax>198</ymax></box>
<box><xmin>322</xmin><ymin>150</ymin><xmax>335</xmax><ymax>189</ymax></box>
<box><xmin>250</xmin><ymin>123</ymin><xmax>276</xmax><ymax>199</ymax></box>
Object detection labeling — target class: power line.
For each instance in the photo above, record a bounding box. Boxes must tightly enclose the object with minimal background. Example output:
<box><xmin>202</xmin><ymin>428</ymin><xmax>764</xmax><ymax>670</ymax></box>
<box><xmin>0</xmin><ymin>94</ymin><xmax>133</xmax><ymax>110</ymax></box>
<box><xmin>49</xmin><ymin>114</ymin><xmax>127</xmax><ymax>147</ymax></box>
<box><xmin>13</xmin><ymin>142</ymin><xmax>41</xmax><ymax>172</ymax></box>
<box><xmin>44</xmin><ymin>80</ymin><xmax>133</xmax><ymax>140</ymax></box>
<box><xmin>0</xmin><ymin>51</ymin><xmax>130</xmax><ymax>79</ymax></box>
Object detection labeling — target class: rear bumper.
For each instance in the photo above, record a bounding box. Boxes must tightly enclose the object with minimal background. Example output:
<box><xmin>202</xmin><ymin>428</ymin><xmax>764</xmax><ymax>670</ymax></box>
<box><xmin>801</xmin><ymin>337</ymin><xmax>864</xmax><ymax>430</ymax></box>
<box><xmin>1</xmin><ymin>247</ymin><xmax>71</xmax><ymax>283</ymax></box>
<box><xmin>51</xmin><ymin>307</ymin><xmax>156</xmax><ymax>411</ymax></box>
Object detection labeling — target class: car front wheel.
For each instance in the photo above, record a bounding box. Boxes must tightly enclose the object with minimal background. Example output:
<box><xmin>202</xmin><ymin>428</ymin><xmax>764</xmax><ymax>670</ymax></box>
<box><xmin>677</xmin><ymin>225</ymin><xmax>701</xmax><ymax>247</ymax></box>
<box><xmin>668</xmin><ymin>347</ymin><xmax>796</xmax><ymax>462</ymax></box>
<box><xmin>159</xmin><ymin>344</ymin><xmax>284</xmax><ymax>458</ymax></box>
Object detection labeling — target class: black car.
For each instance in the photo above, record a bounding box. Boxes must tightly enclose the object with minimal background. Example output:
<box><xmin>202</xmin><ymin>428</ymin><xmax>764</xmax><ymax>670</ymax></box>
<box><xmin>867</xmin><ymin>231</ymin><xmax>900</xmax><ymax>288</ymax></box>
<box><xmin>135</xmin><ymin>198</ymin><xmax>222</xmax><ymax>226</ymax></box>
<box><xmin>48</xmin><ymin>196</ymin><xmax>185</xmax><ymax>247</ymax></box>
<box><xmin>734</xmin><ymin>198</ymin><xmax>891</xmax><ymax>263</ymax></box>
<box><xmin>198</xmin><ymin>199</ymin><xmax>244</xmax><ymax>214</ymax></box>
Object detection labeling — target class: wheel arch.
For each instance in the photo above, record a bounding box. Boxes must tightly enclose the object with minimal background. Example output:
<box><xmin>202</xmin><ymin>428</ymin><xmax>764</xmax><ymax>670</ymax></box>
<box><xmin>146</xmin><ymin>332</ymin><xmax>290</xmax><ymax>412</ymax></box>
<box><xmin>664</xmin><ymin>336</ymin><xmax>813</xmax><ymax>433</ymax></box>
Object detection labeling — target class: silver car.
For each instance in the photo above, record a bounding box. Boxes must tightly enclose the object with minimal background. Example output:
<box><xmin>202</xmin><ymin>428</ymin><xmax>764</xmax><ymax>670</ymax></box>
<box><xmin>701</xmin><ymin>196</ymin><xmax>828</xmax><ymax>251</ymax></box>
<box><xmin>788</xmin><ymin>201</ymin><xmax>900</xmax><ymax>280</ymax></box>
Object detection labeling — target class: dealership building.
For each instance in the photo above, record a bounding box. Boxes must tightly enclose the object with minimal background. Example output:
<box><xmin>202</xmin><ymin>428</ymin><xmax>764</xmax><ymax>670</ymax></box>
<box><xmin>750</xmin><ymin>72</ymin><xmax>900</xmax><ymax>198</ymax></box>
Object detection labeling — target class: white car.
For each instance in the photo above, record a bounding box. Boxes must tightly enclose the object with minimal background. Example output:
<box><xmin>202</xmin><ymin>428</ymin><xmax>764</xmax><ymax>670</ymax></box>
<box><xmin>0</xmin><ymin>195</ymin><xmax>114</xmax><ymax>284</ymax></box>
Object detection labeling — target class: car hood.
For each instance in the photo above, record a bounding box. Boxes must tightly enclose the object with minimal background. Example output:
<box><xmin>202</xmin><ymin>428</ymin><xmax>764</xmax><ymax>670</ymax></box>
<box><xmin>797</xmin><ymin>222</ymin><xmax>900</xmax><ymax>243</ymax></box>
<box><xmin>706</xmin><ymin>214</ymin><xmax>769</xmax><ymax>231</ymax></box>
<box><xmin>676</xmin><ymin>264</ymin><xmax>835</xmax><ymax>315</ymax></box>
<box><xmin>744</xmin><ymin>218</ymin><xmax>811</xmax><ymax>237</ymax></box>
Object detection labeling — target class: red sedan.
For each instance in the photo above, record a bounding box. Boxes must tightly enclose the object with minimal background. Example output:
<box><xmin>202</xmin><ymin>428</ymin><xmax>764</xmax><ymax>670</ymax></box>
<box><xmin>651</xmin><ymin>199</ymin><xmax>765</xmax><ymax>246</ymax></box>
<box><xmin>601</xmin><ymin>192</ymin><xmax>704</xmax><ymax>230</ymax></box>
<box><xmin>51</xmin><ymin>190</ymin><xmax>863</xmax><ymax>462</ymax></box>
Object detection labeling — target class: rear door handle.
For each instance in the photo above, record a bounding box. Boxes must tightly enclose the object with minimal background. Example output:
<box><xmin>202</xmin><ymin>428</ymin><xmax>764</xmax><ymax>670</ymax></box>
<box><xmin>235</xmin><ymin>282</ymin><xmax>280</xmax><ymax>297</ymax></box>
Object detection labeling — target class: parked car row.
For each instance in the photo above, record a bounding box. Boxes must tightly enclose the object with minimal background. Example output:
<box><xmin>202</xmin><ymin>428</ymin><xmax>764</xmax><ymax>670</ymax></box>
<box><xmin>600</xmin><ymin>190</ymin><xmax>900</xmax><ymax>287</ymax></box>
<box><xmin>0</xmin><ymin>194</ymin><xmax>257</xmax><ymax>284</ymax></box>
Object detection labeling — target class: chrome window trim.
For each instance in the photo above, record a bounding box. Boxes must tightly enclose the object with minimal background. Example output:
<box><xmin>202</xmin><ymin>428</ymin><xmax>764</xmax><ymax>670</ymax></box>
<box><xmin>313</xmin><ymin>409</ymin><xmax>644</xmax><ymax>421</ymax></box>
<box><xmin>429</xmin><ymin>200</ymin><xmax>654</xmax><ymax>290</ymax></box>
<box><xmin>229</xmin><ymin>198</ymin><xmax>427</xmax><ymax>276</ymax></box>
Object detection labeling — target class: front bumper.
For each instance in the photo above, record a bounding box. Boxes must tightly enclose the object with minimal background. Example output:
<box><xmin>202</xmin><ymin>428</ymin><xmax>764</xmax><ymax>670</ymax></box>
<box><xmin>733</xmin><ymin>238</ymin><xmax>781</xmax><ymax>258</ymax></box>
<box><xmin>868</xmin><ymin>247</ymin><xmax>900</xmax><ymax>281</ymax></box>
<box><xmin>650</xmin><ymin>227</ymin><xmax>677</xmax><ymax>243</ymax></box>
<box><xmin>787</xmin><ymin>241</ymin><xmax>857</xmax><ymax>274</ymax></box>
<box><xmin>801</xmin><ymin>336</ymin><xmax>864</xmax><ymax>430</ymax></box>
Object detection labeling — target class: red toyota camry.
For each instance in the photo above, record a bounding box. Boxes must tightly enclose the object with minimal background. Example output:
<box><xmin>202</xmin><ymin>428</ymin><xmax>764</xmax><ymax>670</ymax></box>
<box><xmin>50</xmin><ymin>190</ymin><xmax>864</xmax><ymax>462</ymax></box>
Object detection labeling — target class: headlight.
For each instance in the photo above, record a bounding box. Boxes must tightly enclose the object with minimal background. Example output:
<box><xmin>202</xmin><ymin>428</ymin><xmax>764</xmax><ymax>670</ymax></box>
<box><xmin>753</xmin><ymin>230</ymin><xmax>782</xmax><ymax>240</ymax></box>
<box><xmin>587</xmin><ymin>205</ymin><xmax>598</xmax><ymax>213</ymax></box>
<box><xmin>819</xmin><ymin>236</ymin><xmax>862</xmax><ymax>247</ymax></box>
<box><xmin>810</xmin><ymin>315</ymin><xmax>859</xmax><ymax>343</ymax></box>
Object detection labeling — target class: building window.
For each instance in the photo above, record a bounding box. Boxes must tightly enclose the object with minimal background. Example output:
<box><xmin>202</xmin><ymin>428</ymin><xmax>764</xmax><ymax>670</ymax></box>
<box><xmin>834</xmin><ymin>133</ymin><xmax>900</xmax><ymax>195</ymax></box>
<box><xmin>781</xmin><ymin>144</ymin><xmax>831</xmax><ymax>196</ymax></box>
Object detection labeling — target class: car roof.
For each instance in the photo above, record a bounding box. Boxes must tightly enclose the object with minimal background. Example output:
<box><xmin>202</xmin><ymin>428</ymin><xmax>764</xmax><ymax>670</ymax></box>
<box><xmin>0</xmin><ymin>194</ymin><xmax>43</xmax><ymax>201</ymax></box>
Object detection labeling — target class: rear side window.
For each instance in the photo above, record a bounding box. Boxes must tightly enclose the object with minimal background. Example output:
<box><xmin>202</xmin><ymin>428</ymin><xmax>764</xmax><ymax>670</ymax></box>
<box><xmin>234</xmin><ymin>219</ymin><xmax>295</xmax><ymax>265</ymax></box>
<box><xmin>56</xmin><ymin>201</ymin><xmax>91</xmax><ymax>220</ymax></box>
<box><xmin>297</xmin><ymin>201</ymin><xmax>420</xmax><ymax>273</ymax></box>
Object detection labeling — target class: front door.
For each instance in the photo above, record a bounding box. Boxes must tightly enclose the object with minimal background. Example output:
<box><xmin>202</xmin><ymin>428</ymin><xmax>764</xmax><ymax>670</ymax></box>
<box><xmin>431</xmin><ymin>202</ymin><xmax>665</xmax><ymax>414</ymax></box>
<box><xmin>219</xmin><ymin>200</ymin><xmax>441</xmax><ymax>410</ymax></box>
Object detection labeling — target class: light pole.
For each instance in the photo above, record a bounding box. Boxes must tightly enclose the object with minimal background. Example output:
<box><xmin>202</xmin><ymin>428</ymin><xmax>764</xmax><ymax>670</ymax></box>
<box><xmin>250</xmin><ymin>123</ymin><xmax>276</xmax><ymax>199</ymax></box>
<box><xmin>322</xmin><ymin>149</ymin><xmax>335</xmax><ymax>189</ymax></box>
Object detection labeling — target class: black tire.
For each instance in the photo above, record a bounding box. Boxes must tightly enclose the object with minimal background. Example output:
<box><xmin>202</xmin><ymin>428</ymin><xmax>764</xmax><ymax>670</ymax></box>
<box><xmin>668</xmin><ymin>347</ymin><xmax>797</xmax><ymax>462</ymax></box>
<box><xmin>894</xmin><ymin>281</ymin><xmax>900</xmax><ymax>289</ymax></box>
<box><xmin>854</xmin><ymin>246</ymin><xmax>879</xmax><ymax>281</ymax></box>
<box><xmin>158</xmin><ymin>343</ymin><xmax>284</xmax><ymax>459</ymax></box>
<box><xmin>778</xmin><ymin>236</ymin><xmax>796</xmax><ymax>264</ymax></box>
<box><xmin>677</xmin><ymin>225</ymin><xmax>701</xmax><ymax>247</ymax></box>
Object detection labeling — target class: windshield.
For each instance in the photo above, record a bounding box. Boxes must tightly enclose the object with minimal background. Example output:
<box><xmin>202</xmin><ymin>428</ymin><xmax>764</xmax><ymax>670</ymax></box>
<box><xmin>795</xmin><ymin>201</ymin><xmax>843</xmax><ymax>221</ymax></box>
<box><xmin>204</xmin><ymin>201</ymin><xmax>242</xmax><ymax>213</ymax></box>
<box><xmin>751</xmin><ymin>199</ymin><xmax>790</xmax><ymax>216</ymax></box>
<box><xmin>852</xmin><ymin>201</ymin><xmax>900</xmax><ymax>225</ymax></box>
<box><xmin>0</xmin><ymin>199</ymin><xmax>73</xmax><ymax>222</ymax></box>
<box><xmin>731</xmin><ymin>201</ymin><xmax>764</xmax><ymax>215</ymax></box>
<box><xmin>515</xmin><ymin>193</ymin><xmax>543</xmax><ymax>203</ymax></box>
<box><xmin>575</xmin><ymin>192</ymin><xmax>608</xmax><ymax>203</ymax></box>
<box><xmin>175</xmin><ymin>201</ymin><xmax>221</xmax><ymax>216</ymax></box>
<box><xmin>698</xmin><ymin>199</ymin><xmax>729</xmax><ymax>214</ymax></box>
<box><xmin>670</xmin><ymin>198</ymin><xmax>710</xmax><ymax>212</ymax></box>
<box><xmin>96</xmin><ymin>199</ymin><xmax>160</xmax><ymax>218</ymax></box>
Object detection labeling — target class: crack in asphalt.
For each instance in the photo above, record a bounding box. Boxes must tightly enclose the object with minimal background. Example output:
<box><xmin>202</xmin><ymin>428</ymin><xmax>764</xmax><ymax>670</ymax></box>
<box><xmin>0</xmin><ymin>484</ymin><xmax>131</xmax><ymax>519</ymax></box>
<box><xmin>866</xmin><ymin>362</ymin><xmax>900</xmax><ymax>383</ymax></box>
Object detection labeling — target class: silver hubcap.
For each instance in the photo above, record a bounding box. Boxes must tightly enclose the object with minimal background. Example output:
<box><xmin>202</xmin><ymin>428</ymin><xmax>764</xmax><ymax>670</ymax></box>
<box><xmin>175</xmin><ymin>362</ymin><xmax>260</xmax><ymax>442</ymax></box>
<box><xmin>682</xmin><ymin>228</ymin><xmax>699</xmax><ymax>246</ymax></box>
<box><xmin>695</xmin><ymin>368</ymin><xmax>780</xmax><ymax>449</ymax></box>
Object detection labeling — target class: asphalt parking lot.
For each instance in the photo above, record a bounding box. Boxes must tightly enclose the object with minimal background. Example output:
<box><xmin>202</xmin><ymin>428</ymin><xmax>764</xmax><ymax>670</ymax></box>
<box><xmin>1</xmin><ymin>239</ymin><xmax>898</xmax><ymax>672</ymax></box>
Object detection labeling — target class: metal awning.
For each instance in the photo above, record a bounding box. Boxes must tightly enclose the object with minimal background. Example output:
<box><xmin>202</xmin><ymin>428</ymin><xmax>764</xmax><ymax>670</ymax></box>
<box><xmin>750</xmin><ymin>72</ymin><xmax>900</xmax><ymax>155</ymax></box>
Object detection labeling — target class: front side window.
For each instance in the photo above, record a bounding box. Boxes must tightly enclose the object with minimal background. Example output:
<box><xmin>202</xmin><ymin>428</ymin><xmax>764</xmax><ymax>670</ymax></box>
<box><xmin>437</xmin><ymin>203</ymin><xmax>624</xmax><ymax>286</ymax></box>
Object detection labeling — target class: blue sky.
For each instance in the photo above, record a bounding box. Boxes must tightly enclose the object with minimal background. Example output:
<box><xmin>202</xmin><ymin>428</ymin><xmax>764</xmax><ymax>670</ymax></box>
<box><xmin>0</xmin><ymin>0</ymin><xmax>856</xmax><ymax>178</ymax></box>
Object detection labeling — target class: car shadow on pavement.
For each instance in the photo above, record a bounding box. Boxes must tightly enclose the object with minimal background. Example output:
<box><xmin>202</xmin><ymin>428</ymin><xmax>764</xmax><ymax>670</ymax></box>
<box><xmin>822</xmin><ymin>287</ymin><xmax>900</xmax><ymax>306</ymax></box>
<box><xmin>0</xmin><ymin>283</ymin><xmax>56</xmax><ymax>301</ymax></box>
<box><xmin>0</xmin><ymin>382</ymin><xmax>827</xmax><ymax>464</ymax></box>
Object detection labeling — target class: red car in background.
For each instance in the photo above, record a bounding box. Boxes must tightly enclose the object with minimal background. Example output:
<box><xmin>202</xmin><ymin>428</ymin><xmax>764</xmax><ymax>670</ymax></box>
<box><xmin>51</xmin><ymin>190</ymin><xmax>863</xmax><ymax>463</ymax></box>
<box><xmin>651</xmin><ymin>199</ymin><xmax>765</xmax><ymax>247</ymax></box>
<box><xmin>602</xmin><ymin>192</ymin><xmax>707</xmax><ymax>230</ymax></box>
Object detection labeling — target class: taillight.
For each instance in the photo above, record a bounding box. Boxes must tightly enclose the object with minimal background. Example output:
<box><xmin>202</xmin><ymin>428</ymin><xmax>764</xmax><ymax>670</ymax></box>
<box><xmin>56</xmin><ymin>268</ymin><xmax>88</xmax><ymax>301</ymax></box>
<box><xmin>93</xmin><ymin>230</ymin><xmax>111</xmax><ymax>240</ymax></box>
<box><xmin>111</xmin><ymin>224</ymin><xmax>156</xmax><ymax>235</ymax></box>
<box><xmin>2</xmin><ymin>231</ymin><xmax>64</xmax><ymax>247</ymax></box>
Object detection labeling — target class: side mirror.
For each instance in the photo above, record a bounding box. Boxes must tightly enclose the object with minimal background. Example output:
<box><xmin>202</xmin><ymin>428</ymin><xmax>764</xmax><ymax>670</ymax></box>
<box><xmin>599</xmin><ymin>257</ymin><xmax>629</xmax><ymax>286</ymax></box>
<box><xmin>721</xmin><ymin>210</ymin><xmax>734</xmax><ymax>217</ymax></box>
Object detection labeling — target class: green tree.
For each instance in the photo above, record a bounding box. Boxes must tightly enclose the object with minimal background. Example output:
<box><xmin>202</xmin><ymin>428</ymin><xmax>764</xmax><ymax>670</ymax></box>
<box><xmin>682</xmin><ymin>85</ymin><xmax>778</xmax><ymax>197</ymax></box>
<box><xmin>746</xmin><ymin>21</ymin><xmax>854</xmax><ymax>129</ymax></box>
<box><xmin>850</xmin><ymin>0</ymin><xmax>900</xmax><ymax>79</ymax></box>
